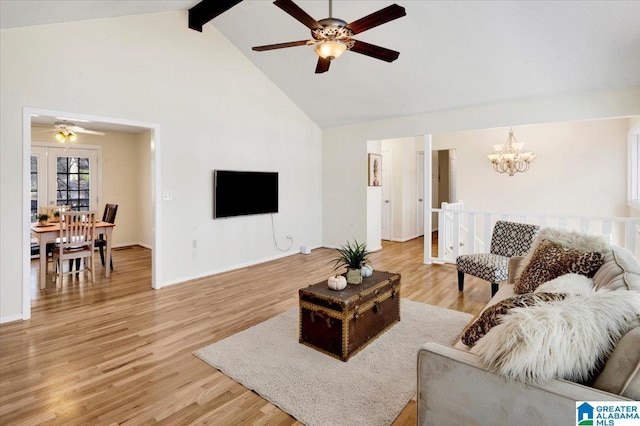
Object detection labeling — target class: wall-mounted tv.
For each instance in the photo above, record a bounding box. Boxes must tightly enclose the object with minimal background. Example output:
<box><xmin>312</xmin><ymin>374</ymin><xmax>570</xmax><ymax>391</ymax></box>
<box><xmin>214</xmin><ymin>170</ymin><xmax>278</xmax><ymax>219</ymax></box>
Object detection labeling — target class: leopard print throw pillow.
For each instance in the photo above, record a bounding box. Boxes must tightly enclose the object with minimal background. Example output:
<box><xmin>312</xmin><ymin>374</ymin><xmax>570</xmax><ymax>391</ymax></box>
<box><xmin>514</xmin><ymin>240</ymin><xmax>604</xmax><ymax>294</ymax></box>
<box><xmin>461</xmin><ymin>292</ymin><xmax>569</xmax><ymax>347</ymax></box>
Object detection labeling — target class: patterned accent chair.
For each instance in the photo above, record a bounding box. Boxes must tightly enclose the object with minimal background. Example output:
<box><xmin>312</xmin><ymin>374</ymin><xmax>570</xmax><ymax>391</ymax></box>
<box><xmin>456</xmin><ymin>221</ymin><xmax>540</xmax><ymax>296</ymax></box>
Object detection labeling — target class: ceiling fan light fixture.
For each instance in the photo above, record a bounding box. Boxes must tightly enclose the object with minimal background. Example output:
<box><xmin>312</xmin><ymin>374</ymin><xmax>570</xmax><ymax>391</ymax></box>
<box><xmin>315</xmin><ymin>40</ymin><xmax>347</xmax><ymax>60</ymax></box>
<box><xmin>54</xmin><ymin>129</ymin><xmax>78</xmax><ymax>144</ymax></box>
<box><xmin>54</xmin><ymin>131</ymin><xmax>67</xmax><ymax>143</ymax></box>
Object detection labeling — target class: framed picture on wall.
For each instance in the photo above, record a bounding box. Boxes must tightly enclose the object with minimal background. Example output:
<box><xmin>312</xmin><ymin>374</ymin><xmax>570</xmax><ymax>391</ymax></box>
<box><xmin>368</xmin><ymin>154</ymin><xmax>382</xmax><ymax>186</ymax></box>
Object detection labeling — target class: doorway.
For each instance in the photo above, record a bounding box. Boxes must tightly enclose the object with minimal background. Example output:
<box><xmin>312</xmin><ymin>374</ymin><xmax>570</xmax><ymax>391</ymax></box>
<box><xmin>22</xmin><ymin>107</ymin><xmax>161</xmax><ymax>320</ymax></box>
<box><xmin>431</xmin><ymin>149</ymin><xmax>457</xmax><ymax>230</ymax></box>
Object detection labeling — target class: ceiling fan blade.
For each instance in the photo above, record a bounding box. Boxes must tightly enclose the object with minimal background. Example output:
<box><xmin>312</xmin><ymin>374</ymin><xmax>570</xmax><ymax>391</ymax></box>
<box><xmin>252</xmin><ymin>40</ymin><xmax>311</xmax><ymax>52</ymax></box>
<box><xmin>273</xmin><ymin>0</ymin><xmax>322</xmax><ymax>30</ymax></box>
<box><xmin>346</xmin><ymin>4</ymin><xmax>406</xmax><ymax>35</ymax></box>
<box><xmin>72</xmin><ymin>127</ymin><xmax>105</xmax><ymax>136</ymax></box>
<box><xmin>315</xmin><ymin>57</ymin><xmax>331</xmax><ymax>74</ymax></box>
<box><xmin>349</xmin><ymin>40</ymin><xmax>400</xmax><ymax>62</ymax></box>
<box><xmin>189</xmin><ymin>0</ymin><xmax>243</xmax><ymax>32</ymax></box>
<box><xmin>33</xmin><ymin>129</ymin><xmax>57</xmax><ymax>133</ymax></box>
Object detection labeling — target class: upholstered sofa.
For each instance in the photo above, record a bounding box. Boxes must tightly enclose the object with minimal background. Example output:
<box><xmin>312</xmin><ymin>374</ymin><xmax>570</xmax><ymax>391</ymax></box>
<box><xmin>417</xmin><ymin>243</ymin><xmax>640</xmax><ymax>425</ymax></box>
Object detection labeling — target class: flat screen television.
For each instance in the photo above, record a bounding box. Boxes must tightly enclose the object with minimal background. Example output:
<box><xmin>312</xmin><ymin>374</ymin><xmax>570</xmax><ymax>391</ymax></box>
<box><xmin>214</xmin><ymin>170</ymin><xmax>278</xmax><ymax>219</ymax></box>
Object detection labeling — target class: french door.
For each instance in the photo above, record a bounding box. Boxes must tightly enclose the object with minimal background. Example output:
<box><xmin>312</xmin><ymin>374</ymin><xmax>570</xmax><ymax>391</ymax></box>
<box><xmin>30</xmin><ymin>145</ymin><xmax>100</xmax><ymax>220</ymax></box>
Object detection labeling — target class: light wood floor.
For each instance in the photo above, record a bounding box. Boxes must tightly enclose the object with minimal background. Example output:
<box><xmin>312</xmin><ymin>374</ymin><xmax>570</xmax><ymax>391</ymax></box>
<box><xmin>1</xmin><ymin>237</ymin><xmax>492</xmax><ymax>425</ymax></box>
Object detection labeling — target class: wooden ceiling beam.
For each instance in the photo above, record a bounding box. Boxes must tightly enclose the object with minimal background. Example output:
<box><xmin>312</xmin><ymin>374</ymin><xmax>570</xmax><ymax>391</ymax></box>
<box><xmin>188</xmin><ymin>0</ymin><xmax>243</xmax><ymax>32</ymax></box>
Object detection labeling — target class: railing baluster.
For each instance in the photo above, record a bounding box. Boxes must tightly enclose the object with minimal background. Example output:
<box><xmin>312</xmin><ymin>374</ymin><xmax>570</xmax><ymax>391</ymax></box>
<box><xmin>580</xmin><ymin>218</ymin><xmax>589</xmax><ymax>234</ymax></box>
<box><xmin>467</xmin><ymin>213</ymin><xmax>476</xmax><ymax>254</ymax></box>
<box><xmin>602</xmin><ymin>220</ymin><xmax>613</xmax><ymax>245</ymax></box>
<box><xmin>559</xmin><ymin>217</ymin><xmax>568</xmax><ymax>228</ymax></box>
<box><xmin>452</xmin><ymin>211</ymin><xmax>460</xmax><ymax>259</ymax></box>
<box><xmin>540</xmin><ymin>216</ymin><xmax>547</xmax><ymax>228</ymax></box>
<box><xmin>483</xmin><ymin>214</ymin><xmax>492</xmax><ymax>253</ymax></box>
<box><xmin>438</xmin><ymin>209</ymin><xmax>445</xmax><ymax>262</ymax></box>
<box><xmin>625</xmin><ymin>220</ymin><xmax>636</xmax><ymax>253</ymax></box>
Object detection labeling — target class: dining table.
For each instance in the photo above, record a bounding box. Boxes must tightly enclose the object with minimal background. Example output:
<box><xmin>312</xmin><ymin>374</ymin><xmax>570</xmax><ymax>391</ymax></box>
<box><xmin>31</xmin><ymin>221</ymin><xmax>116</xmax><ymax>289</ymax></box>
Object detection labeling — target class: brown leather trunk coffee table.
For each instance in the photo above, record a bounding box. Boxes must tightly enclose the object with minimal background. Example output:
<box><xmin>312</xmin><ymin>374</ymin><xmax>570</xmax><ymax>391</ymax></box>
<box><xmin>298</xmin><ymin>270</ymin><xmax>401</xmax><ymax>361</ymax></box>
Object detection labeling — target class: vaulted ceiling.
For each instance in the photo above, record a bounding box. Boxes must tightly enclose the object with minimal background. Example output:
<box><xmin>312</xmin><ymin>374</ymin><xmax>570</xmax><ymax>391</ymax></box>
<box><xmin>2</xmin><ymin>1</ymin><xmax>639</xmax><ymax>128</ymax></box>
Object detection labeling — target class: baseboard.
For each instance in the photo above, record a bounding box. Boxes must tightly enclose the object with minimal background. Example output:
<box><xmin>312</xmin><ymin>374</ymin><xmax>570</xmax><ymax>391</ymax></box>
<box><xmin>0</xmin><ymin>313</ymin><xmax>24</xmax><ymax>324</ymax></box>
<box><xmin>390</xmin><ymin>234</ymin><xmax>423</xmax><ymax>243</ymax></box>
<box><xmin>113</xmin><ymin>242</ymin><xmax>151</xmax><ymax>249</ymax></box>
<box><xmin>161</xmin><ymin>247</ymin><xmax>320</xmax><ymax>288</ymax></box>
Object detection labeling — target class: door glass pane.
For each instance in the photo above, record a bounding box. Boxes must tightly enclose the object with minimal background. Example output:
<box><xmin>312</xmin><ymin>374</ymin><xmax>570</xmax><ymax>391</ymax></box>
<box><xmin>30</xmin><ymin>156</ymin><xmax>38</xmax><ymax>221</ymax></box>
<box><xmin>56</xmin><ymin>156</ymin><xmax>91</xmax><ymax>210</ymax></box>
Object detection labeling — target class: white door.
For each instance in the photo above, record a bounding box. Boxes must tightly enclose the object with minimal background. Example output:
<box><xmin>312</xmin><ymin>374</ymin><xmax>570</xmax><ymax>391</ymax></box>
<box><xmin>31</xmin><ymin>144</ymin><xmax>101</xmax><ymax>217</ymax></box>
<box><xmin>381</xmin><ymin>149</ymin><xmax>392</xmax><ymax>240</ymax></box>
<box><xmin>416</xmin><ymin>151</ymin><xmax>424</xmax><ymax>236</ymax></box>
<box><xmin>47</xmin><ymin>147</ymin><xmax>99</xmax><ymax>211</ymax></box>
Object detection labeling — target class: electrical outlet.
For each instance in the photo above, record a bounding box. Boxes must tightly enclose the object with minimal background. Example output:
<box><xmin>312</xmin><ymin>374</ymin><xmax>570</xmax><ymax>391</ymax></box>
<box><xmin>192</xmin><ymin>239</ymin><xmax>197</xmax><ymax>249</ymax></box>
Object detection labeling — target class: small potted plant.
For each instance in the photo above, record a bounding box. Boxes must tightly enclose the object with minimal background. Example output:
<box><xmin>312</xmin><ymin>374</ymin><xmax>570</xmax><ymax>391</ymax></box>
<box><xmin>51</xmin><ymin>210</ymin><xmax>61</xmax><ymax>222</ymax></box>
<box><xmin>36</xmin><ymin>213</ymin><xmax>49</xmax><ymax>226</ymax></box>
<box><xmin>331</xmin><ymin>239</ymin><xmax>371</xmax><ymax>284</ymax></box>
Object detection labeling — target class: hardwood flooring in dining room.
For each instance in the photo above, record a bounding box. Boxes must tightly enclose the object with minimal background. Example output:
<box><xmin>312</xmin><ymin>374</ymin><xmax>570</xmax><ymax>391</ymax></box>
<box><xmin>1</xmin><ymin>237</ymin><xmax>491</xmax><ymax>425</ymax></box>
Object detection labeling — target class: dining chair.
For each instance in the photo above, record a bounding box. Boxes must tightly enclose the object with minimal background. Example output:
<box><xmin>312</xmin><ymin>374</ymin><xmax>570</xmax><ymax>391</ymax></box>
<box><xmin>456</xmin><ymin>220</ymin><xmax>540</xmax><ymax>297</ymax></box>
<box><xmin>52</xmin><ymin>211</ymin><xmax>97</xmax><ymax>288</ymax></box>
<box><xmin>42</xmin><ymin>205</ymin><xmax>72</xmax><ymax>263</ymax></box>
<box><xmin>96</xmin><ymin>204</ymin><xmax>118</xmax><ymax>270</ymax></box>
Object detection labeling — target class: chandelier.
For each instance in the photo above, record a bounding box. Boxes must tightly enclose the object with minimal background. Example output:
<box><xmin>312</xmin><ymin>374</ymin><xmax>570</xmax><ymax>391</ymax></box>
<box><xmin>487</xmin><ymin>128</ymin><xmax>535</xmax><ymax>176</ymax></box>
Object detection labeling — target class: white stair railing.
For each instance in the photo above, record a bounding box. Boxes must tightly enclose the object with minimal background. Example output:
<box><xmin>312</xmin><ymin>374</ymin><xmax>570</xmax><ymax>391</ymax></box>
<box><xmin>430</xmin><ymin>207</ymin><xmax>640</xmax><ymax>263</ymax></box>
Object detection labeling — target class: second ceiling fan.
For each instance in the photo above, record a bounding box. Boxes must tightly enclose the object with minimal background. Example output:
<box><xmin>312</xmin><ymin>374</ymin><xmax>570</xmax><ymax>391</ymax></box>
<box><xmin>252</xmin><ymin>0</ymin><xmax>406</xmax><ymax>74</ymax></box>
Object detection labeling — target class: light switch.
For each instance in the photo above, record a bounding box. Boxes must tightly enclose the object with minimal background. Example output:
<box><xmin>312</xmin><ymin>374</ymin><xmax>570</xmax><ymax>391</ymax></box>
<box><xmin>162</xmin><ymin>190</ymin><xmax>173</xmax><ymax>201</ymax></box>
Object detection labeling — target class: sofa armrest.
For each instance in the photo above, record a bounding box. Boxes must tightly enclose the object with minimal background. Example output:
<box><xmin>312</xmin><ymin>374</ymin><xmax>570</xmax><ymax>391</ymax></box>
<box><xmin>507</xmin><ymin>256</ymin><xmax>524</xmax><ymax>284</ymax></box>
<box><xmin>417</xmin><ymin>342</ymin><xmax>627</xmax><ymax>426</ymax></box>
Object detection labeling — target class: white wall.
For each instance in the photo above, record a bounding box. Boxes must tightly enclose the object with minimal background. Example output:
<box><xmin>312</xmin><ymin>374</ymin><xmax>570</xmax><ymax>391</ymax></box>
<box><xmin>322</xmin><ymin>88</ymin><xmax>640</xmax><ymax>248</ymax></box>
<box><xmin>432</xmin><ymin>118</ymin><xmax>630</xmax><ymax>217</ymax></box>
<box><xmin>136</xmin><ymin>131</ymin><xmax>153</xmax><ymax>248</ymax></box>
<box><xmin>366</xmin><ymin>140</ymin><xmax>382</xmax><ymax>251</ymax></box>
<box><xmin>0</xmin><ymin>12</ymin><xmax>322</xmax><ymax>321</ymax></box>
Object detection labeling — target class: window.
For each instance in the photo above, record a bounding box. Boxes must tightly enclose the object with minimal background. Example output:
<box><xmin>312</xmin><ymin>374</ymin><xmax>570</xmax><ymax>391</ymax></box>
<box><xmin>56</xmin><ymin>156</ymin><xmax>91</xmax><ymax>210</ymax></box>
<box><xmin>629</xmin><ymin>124</ymin><xmax>640</xmax><ymax>210</ymax></box>
<box><xmin>30</xmin><ymin>155</ymin><xmax>38</xmax><ymax>221</ymax></box>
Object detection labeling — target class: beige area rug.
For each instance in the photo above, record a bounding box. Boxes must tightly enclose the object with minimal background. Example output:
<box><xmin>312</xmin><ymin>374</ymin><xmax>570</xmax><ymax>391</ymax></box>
<box><xmin>195</xmin><ymin>299</ymin><xmax>472</xmax><ymax>426</ymax></box>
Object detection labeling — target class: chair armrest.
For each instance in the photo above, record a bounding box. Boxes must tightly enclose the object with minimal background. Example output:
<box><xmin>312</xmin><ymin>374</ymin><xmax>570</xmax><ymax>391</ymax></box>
<box><xmin>507</xmin><ymin>256</ymin><xmax>524</xmax><ymax>284</ymax></box>
<box><xmin>417</xmin><ymin>342</ymin><xmax>627</xmax><ymax>426</ymax></box>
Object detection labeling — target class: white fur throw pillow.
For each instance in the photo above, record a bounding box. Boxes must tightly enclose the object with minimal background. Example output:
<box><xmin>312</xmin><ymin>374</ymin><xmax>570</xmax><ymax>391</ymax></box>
<box><xmin>471</xmin><ymin>291</ymin><xmax>640</xmax><ymax>384</ymax></box>
<box><xmin>534</xmin><ymin>273</ymin><xmax>595</xmax><ymax>295</ymax></box>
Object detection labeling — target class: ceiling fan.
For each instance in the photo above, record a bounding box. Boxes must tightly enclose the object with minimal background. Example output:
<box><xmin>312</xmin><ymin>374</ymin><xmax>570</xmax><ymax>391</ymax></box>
<box><xmin>252</xmin><ymin>0</ymin><xmax>406</xmax><ymax>74</ymax></box>
<box><xmin>34</xmin><ymin>121</ymin><xmax>105</xmax><ymax>144</ymax></box>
